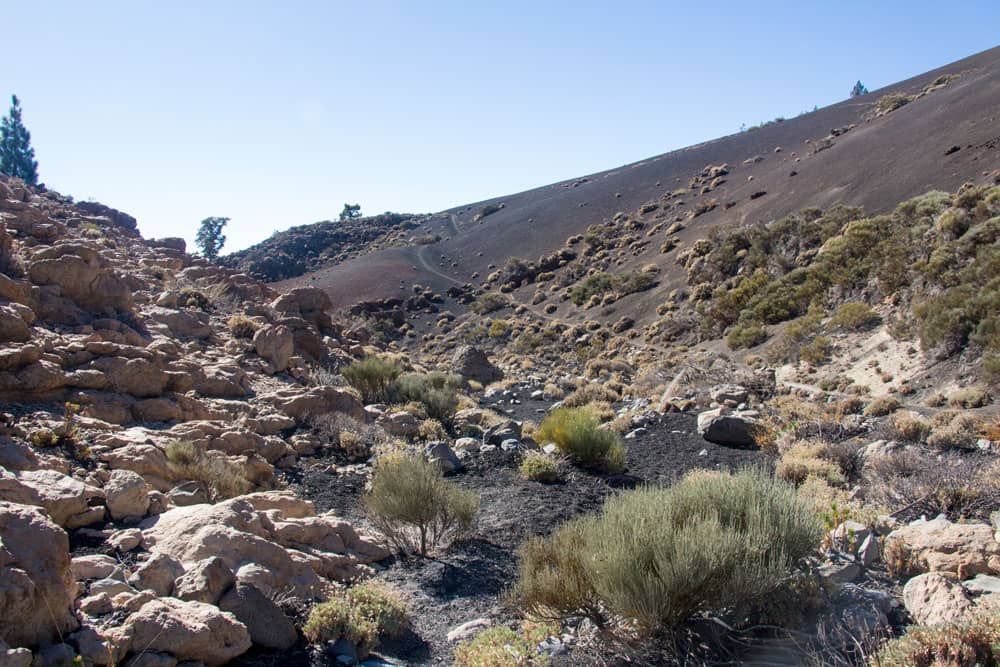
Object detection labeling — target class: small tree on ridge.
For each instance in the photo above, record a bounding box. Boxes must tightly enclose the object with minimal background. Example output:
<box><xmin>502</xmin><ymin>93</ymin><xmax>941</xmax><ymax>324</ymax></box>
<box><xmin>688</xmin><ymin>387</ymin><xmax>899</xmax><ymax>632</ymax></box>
<box><xmin>0</xmin><ymin>95</ymin><xmax>39</xmax><ymax>185</ymax></box>
<box><xmin>195</xmin><ymin>216</ymin><xmax>229</xmax><ymax>261</ymax></box>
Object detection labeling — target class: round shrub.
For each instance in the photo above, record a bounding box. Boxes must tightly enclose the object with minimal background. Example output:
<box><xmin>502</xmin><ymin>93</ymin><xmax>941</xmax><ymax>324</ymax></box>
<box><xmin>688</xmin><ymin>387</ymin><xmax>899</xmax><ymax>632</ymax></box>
<box><xmin>365</xmin><ymin>451</ymin><xmax>478</xmax><ymax>556</ymax></box>
<box><xmin>519</xmin><ymin>452</ymin><xmax>561</xmax><ymax>483</ymax></box>
<box><xmin>535</xmin><ymin>407</ymin><xmax>626</xmax><ymax>472</ymax></box>
<box><xmin>830</xmin><ymin>302</ymin><xmax>880</xmax><ymax>331</ymax></box>
<box><xmin>342</xmin><ymin>357</ymin><xmax>401</xmax><ymax>404</ymax></box>
<box><xmin>513</xmin><ymin>468</ymin><xmax>821</xmax><ymax>634</ymax></box>
<box><xmin>303</xmin><ymin>582</ymin><xmax>407</xmax><ymax>658</ymax></box>
<box><xmin>226</xmin><ymin>315</ymin><xmax>259</xmax><ymax>339</ymax></box>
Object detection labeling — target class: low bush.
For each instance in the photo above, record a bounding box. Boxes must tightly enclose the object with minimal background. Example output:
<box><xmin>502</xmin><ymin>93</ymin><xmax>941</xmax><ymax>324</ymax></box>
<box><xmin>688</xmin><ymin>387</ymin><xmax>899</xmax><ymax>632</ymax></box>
<box><xmin>829</xmin><ymin>302</ymin><xmax>880</xmax><ymax>330</ymax></box>
<box><xmin>926</xmin><ymin>413</ymin><xmax>982</xmax><ymax>450</ymax></box>
<box><xmin>365</xmin><ymin>451</ymin><xmax>478</xmax><ymax>556</ymax></box>
<box><xmin>535</xmin><ymin>407</ymin><xmax>626</xmax><ymax>472</ymax></box>
<box><xmin>390</xmin><ymin>371</ymin><xmax>462</xmax><ymax>422</ymax></box>
<box><xmin>453</xmin><ymin>621</ymin><xmax>557</xmax><ymax>667</ymax></box>
<box><xmin>561</xmin><ymin>382</ymin><xmax>620</xmax><ymax>408</ymax></box>
<box><xmin>311</xmin><ymin>413</ymin><xmax>389</xmax><ymax>461</ymax></box>
<box><xmin>471</xmin><ymin>292</ymin><xmax>509</xmax><ymax>315</ymax></box>
<box><xmin>342</xmin><ymin>357</ymin><xmax>401</xmax><ymax>404</ymax></box>
<box><xmin>776</xmin><ymin>441</ymin><xmax>845</xmax><ymax>487</ymax></box>
<box><xmin>519</xmin><ymin>452</ymin><xmax>561</xmax><ymax>483</ymax></box>
<box><xmin>165</xmin><ymin>440</ymin><xmax>251</xmax><ymax>500</ymax></box>
<box><xmin>303</xmin><ymin>582</ymin><xmax>407</xmax><ymax>658</ymax></box>
<box><xmin>870</xmin><ymin>602</ymin><xmax>1000</xmax><ymax>667</ymax></box>
<box><xmin>799</xmin><ymin>335</ymin><xmax>832</xmax><ymax>365</ymax></box>
<box><xmin>864</xmin><ymin>395</ymin><xmax>901</xmax><ymax>417</ymax></box>
<box><xmin>178</xmin><ymin>287</ymin><xmax>210</xmax><ymax>310</ymax></box>
<box><xmin>875</xmin><ymin>92</ymin><xmax>914</xmax><ymax>114</ymax></box>
<box><xmin>892</xmin><ymin>411</ymin><xmax>931</xmax><ymax>442</ymax></box>
<box><xmin>948</xmin><ymin>386</ymin><xmax>989</xmax><ymax>409</ymax></box>
<box><xmin>727</xmin><ymin>323</ymin><xmax>768</xmax><ymax>350</ymax></box>
<box><xmin>227</xmin><ymin>315</ymin><xmax>260</xmax><ymax>339</ymax></box>
<box><xmin>513</xmin><ymin>469</ymin><xmax>821</xmax><ymax>634</ymax></box>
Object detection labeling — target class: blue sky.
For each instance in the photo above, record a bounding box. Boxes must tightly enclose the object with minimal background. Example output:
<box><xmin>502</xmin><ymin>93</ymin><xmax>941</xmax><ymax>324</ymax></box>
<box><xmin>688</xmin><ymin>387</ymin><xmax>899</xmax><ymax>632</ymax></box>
<box><xmin>6</xmin><ymin>1</ymin><xmax>1000</xmax><ymax>252</ymax></box>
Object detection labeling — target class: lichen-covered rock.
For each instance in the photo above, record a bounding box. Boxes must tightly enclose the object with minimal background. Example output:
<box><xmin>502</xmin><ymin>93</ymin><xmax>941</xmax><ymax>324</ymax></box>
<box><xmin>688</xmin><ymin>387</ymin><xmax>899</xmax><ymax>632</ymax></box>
<box><xmin>0</xmin><ymin>501</ymin><xmax>78</xmax><ymax>647</ymax></box>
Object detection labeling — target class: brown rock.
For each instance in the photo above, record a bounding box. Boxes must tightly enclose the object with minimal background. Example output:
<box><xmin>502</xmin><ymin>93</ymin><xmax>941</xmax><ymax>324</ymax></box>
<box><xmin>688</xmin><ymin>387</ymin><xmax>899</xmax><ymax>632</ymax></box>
<box><xmin>903</xmin><ymin>572</ymin><xmax>973</xmax><ymax>625</ymax></box>
<box><xmin>0</xmin><ymin>501</ymin><xmax>78</xmax><ymax>647</ymax></box>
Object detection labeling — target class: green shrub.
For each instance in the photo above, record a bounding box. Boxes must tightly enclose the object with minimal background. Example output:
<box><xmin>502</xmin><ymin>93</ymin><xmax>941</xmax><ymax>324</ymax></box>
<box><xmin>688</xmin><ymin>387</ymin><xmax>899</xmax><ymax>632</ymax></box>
<box><xmin>535</xmin><ymin>407</ymin><xmax>626</xmax><ymax>472</ymax></box>
<box><xmin>513</xmin><ymin>469</ymin><xmax>821</xmax><ymax>634</ymax></box>
<box><xmin>453</xmin><ymin>621</ymin><xmax>556</xmax><ymax>667</ymax></box>
<box><xmin>870</xmin><ymin>603</ymin><xmax>1000</xmax><ymax>667</ymax></box>
<box><xmin>799</xmin><ymin>336</ymin><xmax>832</xmax><ymax>365</ymax></box>
<box><xmin>471</xmin><ymin>292</ymin><xmax>509</xmax><ymax>314</ymax></box>
<box><xmin>342</xmin><ymin>357</ymin><xmax>402</xmax><ymax>404</ymax></box>
<box><xmin>829</xmin><ymin>302</ymin><xmax>880</xmax><ymax>330</ymax></box>
<box><xmin>570</xmin><ymin>273</ymin><xmax>615</xmax><ymax>305</ymax></box>
<box><xmin>519</xmin><ymin>452</ymin><xmax>561</xmax><ymax>483</ymax></box>
<box><xmin>776</xmin><ymin>441</ymin><xmax>845</xmax><ymax>487</ymax></box>
<box><xmin>984</xmin><ymin>354</ymin><xmax>1000</xmax><ymax>386</ymax></box>
<box><xmin>390</xmin><ymin>372</ymin><xmax>462</xmax><ymax>422</ymax></box>
<box><xmin>365</xmin><ymin>451</ymin><xmax>478</xmax><ymax>556</ymax></box>
<box><xmin>165</xmin><ymin>440</ymin><xmax>251</xmax><ymax>500</ymax></box>
<box><xmin>227</xmin><ymin>315</ymin><xmax>260</xmax><ymax>339</ymax></box>
<box><xmin>303</xmin><ymin>582</ymin><xmax>407</xmax><ymax>658</ymax></box>
<box><xmin>727</xmin><ymin>323</ymin><xmax>768</xmax><ymax>350</ymax></box>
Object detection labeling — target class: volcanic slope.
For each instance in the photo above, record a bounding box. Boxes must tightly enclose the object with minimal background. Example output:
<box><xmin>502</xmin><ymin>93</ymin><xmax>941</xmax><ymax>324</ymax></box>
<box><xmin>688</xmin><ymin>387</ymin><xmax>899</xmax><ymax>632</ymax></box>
<box><xmin>278</xmin><ymin>44</ymin><xmax>1000</xmax><ymax>325</ymax></box>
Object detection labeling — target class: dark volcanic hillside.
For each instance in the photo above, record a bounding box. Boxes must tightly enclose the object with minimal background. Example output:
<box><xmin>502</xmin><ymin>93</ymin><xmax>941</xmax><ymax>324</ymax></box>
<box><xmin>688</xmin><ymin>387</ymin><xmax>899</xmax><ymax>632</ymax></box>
<box><xmin>270</xmin><ymin>45</ymin><xmax>1000</xmax><ymax>322</ymax></box>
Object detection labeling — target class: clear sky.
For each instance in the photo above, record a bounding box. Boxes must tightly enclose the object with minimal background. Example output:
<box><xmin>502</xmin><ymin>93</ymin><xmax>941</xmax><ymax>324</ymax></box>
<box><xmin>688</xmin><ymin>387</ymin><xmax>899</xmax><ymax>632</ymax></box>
<box><xmin>6</xmin><ymin>1</ymin><xmax>1000</xmax><ymax>252</ymax></box>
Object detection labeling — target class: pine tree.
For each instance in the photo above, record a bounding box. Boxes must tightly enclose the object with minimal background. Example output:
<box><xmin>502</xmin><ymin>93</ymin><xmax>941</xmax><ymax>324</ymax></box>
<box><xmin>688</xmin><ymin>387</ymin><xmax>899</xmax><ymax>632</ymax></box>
<box><xmin>195</xmin><ymin>216</ymin><xmax>229</xmax><ymax>261</ymax></box>
<box><xmin>340</xmin><ymin>203</ymin><xmax>361</xmax><ymax>221</ymax></box>
<box><xmin>0</xmin><ymin>95</ymin><xmax>39</xmax><ymax>185</ymax></box>
<box><xmin>850</xmin><ymin>80</ymin><xmax>869</xmax><ymax>97</ymax></box>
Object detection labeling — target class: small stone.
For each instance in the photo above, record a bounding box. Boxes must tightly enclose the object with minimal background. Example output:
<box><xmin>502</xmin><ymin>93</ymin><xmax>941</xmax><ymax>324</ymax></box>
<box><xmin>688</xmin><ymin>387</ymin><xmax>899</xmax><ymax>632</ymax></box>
<box><xmin>961</xmin><ymin>574</ymin><xmax>1000</xmax><ymax>596</ymax></box>
<box><xmin>447</xmin><ymin>618</ymin><xmax>492</xmax><ymax>642</ymax></box>
<box><xmin>624</xmin><ymin>428</ymin><xmax>648</xmax><ymax>439</ymax></box>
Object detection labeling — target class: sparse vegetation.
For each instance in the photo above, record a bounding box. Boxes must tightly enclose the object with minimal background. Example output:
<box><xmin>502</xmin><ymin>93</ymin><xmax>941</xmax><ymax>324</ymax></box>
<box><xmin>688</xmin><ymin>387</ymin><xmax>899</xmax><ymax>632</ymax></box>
<box><xmin>390</xmin><ymin>371</ymin><xmax>462</xmax><ymax>422</ymax></box>
<box><xmin>829</xmin><ymin>302</ymin><xmax>879</xmax><ymax>330</ymax></box>
<box><xmin>535</xmin><ymin>407</ymin><xmax>626</xmax><ymax>472</ymax></box>
<box><xmin>303</xmin><ymin>581</ymin><xmax>407</xmax><ymax>658</ymax></box>
<box><xmin>948</xmin><ymin>386</ymin><xmax>989</xmax><ymax>409</ymax></box>
<box><xmin>519</xmin><ymin>451</ymin><xmax>561</xmax><ymax>483</ymax></box>
<box><xmin>871</xmin><ymin>603</ymin><xmax>1000</xmax><ymax>667</ymax></box>
<box><xmin>342</xmin><ymin>356</ymin><xmax>402</xmax><ymax>404</ymax></box>
<box><xmin>513</xmin><ymin>469</ymin><xmax>821</xmax><ymax>634</ymax></box>
<box><xmin>875</xmin><ymin>92</ymin><xmax>914</xmax><ymax>115</ymax></box>
<box><xmin>365</xmin><ymin>450</ymin><xmax>478</xmax><ymax>556</ymax></box>
<box><xmin>864</xmin><ymin>395</ymin><xmax>901</xmax><ymax>417</ymax></box>
<box><xmin>227</xmin><ymin>314</ymin><xmax>259</xmax><ymax>339</ymax></box>
<box><xmin>165</xmin><ymin>440</ymin><xmax>252</xmax><ymax>500</ymax></box>
<box><xmin>453</xmin><ymin>621</ymin><xmax>556</xmax><ymax>667</ymax></box>
<box><xmin>472</xmin><ymin>292</ymin><xmax>509</xmax><ymax>315</ymax></box>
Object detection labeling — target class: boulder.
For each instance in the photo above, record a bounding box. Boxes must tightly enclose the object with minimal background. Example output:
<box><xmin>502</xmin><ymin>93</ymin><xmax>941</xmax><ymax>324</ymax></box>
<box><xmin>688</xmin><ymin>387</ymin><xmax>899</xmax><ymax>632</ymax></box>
<box><xmin>253</xmin><ymin>325</ymin><xmax>294</xmax><ymax>373</ymax></box>
<box><xmin>92</xmin><ymin>357</ymin><xmax>168</xmax><ymax>398</ymax></box>
<box><xmin>128</xmin><ymin>552</ymin><xmax>184</xmax><ymax>597</ymax></box>
<box><xmin>709</xmin><ymin>384</ymin><xmax>749</xmax><ymax>405</ymax></box>
<box><xmin>271</xmin><ymin>287</ymin><xmax>332</xmax><ymax>332</ymax></box>
<box><xmin>885</xmin><ymin>517</ymin><xmax>1000</xmax><ymax>579</ymax></box>
<box><xmin>218</xmin><ymin>582</ymin><xmax>297</xmax><ymax>650</ymax></box>
<box><xmin>260</xmin><ymin>385</ymin><xmax>364</xmax><ymax>422</ymax></box>
<box><xmin>0</xmin><ymin>305</ymin><xmax>30</xmax><ymax>343</ymax></box>
<box><xmin>173</xmin><ymin>556</ymin><xmax>234</xmax><ymax>604</ymax></box>
<box><xmin>71</xmin><ymin>554</ymin><xmax>120</xmax><ymax>581</ymax></box>
<box><xmin>105</xmin><ymin>469</ymin><xmax>151</xmax><ymax>520</ymax></box>
<box><xmin>0</xmin><ymin>469</ymin><xmax>104</xmax><ymax>527</ymax></box>
<box><xmin>425</xmin><ymin>441</ymin><xmax>462</xmax><ymax>474</ymax></box>
<box><xmin>99</xmin><ymin>444</ymin><xmax>174</xmax><ymax>492</ymax></box>
<box><xmin>378</xmin><ymin>411</ymin><xmax>420</xmax><ymax>437</ymax></box>
<box><xmin>452</xmin><ymin>346</ymin><xmax>502</xmax><ymax>384</ymax></box>
<box><xmin>109</xmin><ymin>598</ymin><xmax>251</xmax><ymax>667</ymax></box>
<box><xmin>0</xmin><ymin>502</ymin><xmax>78</xmax><ymax>647</ymax></box>
<box><xmin>903</xmin><ymin>572</ymin><xmax>973</xmax><ymax>625</ymax></box>
<box><xmin>696</xmin><ymin>409</ymin><xmax>762</xmax><ymax>448</ymax></box>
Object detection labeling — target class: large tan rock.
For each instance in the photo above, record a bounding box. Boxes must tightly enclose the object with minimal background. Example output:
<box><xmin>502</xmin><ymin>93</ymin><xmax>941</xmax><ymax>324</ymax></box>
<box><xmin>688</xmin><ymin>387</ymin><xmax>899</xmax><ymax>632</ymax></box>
<box><xmin>139</xmin><ymin>492</ymin><xmax>387</xmax><ymax>597</ymax></box>
<box><xmin>0</xmin><ymin>305</ymin><xmax>30</xmax><ymax>343</ymax></box>
<box><xmin>192</xmin><ymin>363</ymin><xmax>251</xmax><ymax>398</ymax></box>
<box><xmin>271</xmin><ymin>287</ymin><xmax>332</xmax><ymax>332</ymax></box>
<box><xmin>903</xmin><ymin>572</ymin><xmax>973</xmax><ymax>626</ymax></box>
<box><xmin>105</xmin><ymin>469</ymin><xmax>151</xmax><ymax>520</ymax></box>
<box><xmin>92</xmin><ymin>357</ymin><xmax>167</xmax><ymax>398</ymax></box>
<box><xmin>885</xmin><ymin>517</ymin><xmax>1000</xmax><ymax>580</ymax></box>
<box><xmin>145</xmin><ymin>306</ymin><xmax>212</xmax><ymax>340</ymax></box>
<box><xmin>109</xmin><ymin>598</ymin><xmax>251</xmax><ymax>667</ymax></box>
<box><xmin>0</xmin><ymin>469</ymin><xmax>104</xmax><ymax>527</ymax></box>
<box><xmin>99</xmin><ymin>444</ymin><xmax>175</xmax><ymax>492</ymax></box>
<box><xmin>260</xmin><ymin>385</ymin><xmax>363</xmax><ymax>422</ymax></box>
<box><xmin>253</xmin><ymin>325</ymin><xmax>294</xmax><ymax>373</ymax></box>
<box><xmin>0</xmin><ymin>501</ymin><xmax>78</xmax><ymax>647</ymax></box>
<box><xmin>27</xmin><ymin>243</ymin><xmax>132</xmax><ymax>315</ymax></box>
